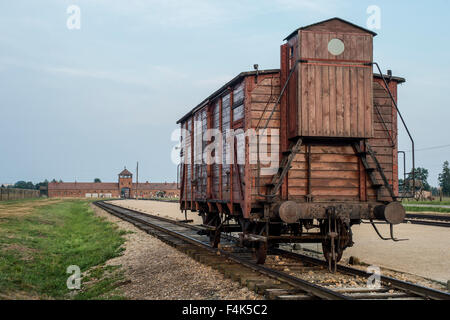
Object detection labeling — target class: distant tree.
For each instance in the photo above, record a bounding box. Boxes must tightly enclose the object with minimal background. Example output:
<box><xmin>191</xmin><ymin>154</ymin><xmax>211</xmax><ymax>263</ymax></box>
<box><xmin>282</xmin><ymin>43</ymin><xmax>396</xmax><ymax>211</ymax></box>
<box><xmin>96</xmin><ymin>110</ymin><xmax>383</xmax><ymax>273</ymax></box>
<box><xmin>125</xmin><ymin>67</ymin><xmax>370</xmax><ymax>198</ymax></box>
<box><xmin>51</xmin><ymin>179</ymin><xmax>57</xmax><ymax>183</ymax></box>
<box><xmin>94</xmin><ymin>178</ymin><xmax>102</xmax><ymax>183</ymax></box>
<box><xmin>13</xmin><ymin>181</ymin><xmax>35</xmax><ymax>190</ymax></box>
<box><xmin>406</xmin><ymin>167</ymin><xmax>430</xmax><ymax>191</ymax></box>
<box><xmin>438</xmin><ymin>161</ymin><xmax>450</xmax><ymax>194</ymax></box>
<box><xmin>58</xmin><ymin>179</ymin><xmax>63</xmax><ymax>183</ymax></box>
<box><xmin>13</xmin><ymin>181</ymin><xmax>26</xmax><ymax>189</ymax></box>
<box><xmin>35</xmin><ymin>179</ymin><xmax>49</xmax><ymax>190</ymax></box>
<box><xmin>398</xmin><ymin>178</ymin><xmax>404</xmax><ymax>191</ymax></box>
<box><xmin>431</xmin><ymin>186</ymin><xmax>440</xmax><ymax>197</ymax></box>
<box><xmin>156</xmin><ymin>191</ymin><xmax>166</xmax><ymax>198</ymax></box>
<box><xmin>1</xmin><ymin>184</ymin><xmax>4</xmax><ymax>188</ymax></box>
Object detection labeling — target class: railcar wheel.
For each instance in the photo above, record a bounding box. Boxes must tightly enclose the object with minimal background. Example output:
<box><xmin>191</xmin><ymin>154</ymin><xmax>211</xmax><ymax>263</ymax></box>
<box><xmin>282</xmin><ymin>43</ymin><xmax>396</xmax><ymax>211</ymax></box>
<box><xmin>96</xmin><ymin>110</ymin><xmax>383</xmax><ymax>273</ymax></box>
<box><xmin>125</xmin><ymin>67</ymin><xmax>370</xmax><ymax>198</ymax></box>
<box><xmin>255</xmin><ymin>241</ymin><xmax>267</xmax><ymax>264</ymax></box>
<box><xmin>204</xmin><ymin>212</ymin><xmax>221</xmax><ymax>248</ymax></box>
<box><xmin>322</xmin><ymin>242</ymin><xmax>343</xmax><ymax>264</ymax></box>
<box><xmin>320</xmin><ymin>218</ymin><xmax>352</xmax><ymax>272</ymax></box>
<box><xmin>209</xmin><ymin>229</ymin><xmax>221</xmax><ymax>248</ymax></box>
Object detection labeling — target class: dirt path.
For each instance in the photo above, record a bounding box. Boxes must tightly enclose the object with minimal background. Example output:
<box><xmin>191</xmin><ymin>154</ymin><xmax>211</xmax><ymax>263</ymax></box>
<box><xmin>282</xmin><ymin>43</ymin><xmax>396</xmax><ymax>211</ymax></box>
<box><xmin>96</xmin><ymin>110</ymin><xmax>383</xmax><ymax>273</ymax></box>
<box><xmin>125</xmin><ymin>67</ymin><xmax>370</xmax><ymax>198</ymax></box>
<box><xmin>342</xmin><ymin>223</ymin><xmax>450</xmax><ymax>283</ymax></box>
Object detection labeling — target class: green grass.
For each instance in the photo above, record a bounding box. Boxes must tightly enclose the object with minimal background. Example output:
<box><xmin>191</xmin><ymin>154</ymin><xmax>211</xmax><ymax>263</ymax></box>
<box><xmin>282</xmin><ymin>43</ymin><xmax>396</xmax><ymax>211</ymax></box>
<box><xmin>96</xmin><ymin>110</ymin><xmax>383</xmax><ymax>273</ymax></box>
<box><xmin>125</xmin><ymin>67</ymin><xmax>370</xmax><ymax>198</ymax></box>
<box><xmin>0</xmin><ymin>197</ymin><xmax>47</xmax><ymax>205</ymax></box>
<box><xmin>403</xmin><ymin>198</ymin><xmax>450</xmax><ymax>206</ymax></box>
<box><xmin>404</xmin><ymin>201</ymin><xmax>450</xmax><ymax>206</ymax></box>
<box><xmin>0</xmin><ymin>199</ymin><xmax>128</xmax><ymax>299</ymax></box>
<box><xmin>405</xmin><ymin>206</ymin><xmax>450</xmax><ymax>213</ymax></box>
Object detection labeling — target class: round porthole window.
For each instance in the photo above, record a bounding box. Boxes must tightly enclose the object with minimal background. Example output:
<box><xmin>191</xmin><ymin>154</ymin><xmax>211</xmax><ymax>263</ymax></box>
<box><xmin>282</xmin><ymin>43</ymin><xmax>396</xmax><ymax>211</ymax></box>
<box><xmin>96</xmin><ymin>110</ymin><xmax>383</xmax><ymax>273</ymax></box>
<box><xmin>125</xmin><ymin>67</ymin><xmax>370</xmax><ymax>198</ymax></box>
<box><xmin>328</xmin><ymin>38</ymin><xmax>345</xmax><ymax>56</ymax></box>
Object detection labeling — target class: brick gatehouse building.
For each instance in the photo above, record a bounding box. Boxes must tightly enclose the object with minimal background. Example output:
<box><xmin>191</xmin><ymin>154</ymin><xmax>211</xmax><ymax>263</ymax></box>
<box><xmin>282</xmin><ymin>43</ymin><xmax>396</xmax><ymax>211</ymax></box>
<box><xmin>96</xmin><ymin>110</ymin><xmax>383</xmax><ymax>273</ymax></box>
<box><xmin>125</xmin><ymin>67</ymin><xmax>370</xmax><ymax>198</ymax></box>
<box><xmin>48</xmin><ymin>168</ymin><xmax>179</xmax><ymax>199</ymax></box>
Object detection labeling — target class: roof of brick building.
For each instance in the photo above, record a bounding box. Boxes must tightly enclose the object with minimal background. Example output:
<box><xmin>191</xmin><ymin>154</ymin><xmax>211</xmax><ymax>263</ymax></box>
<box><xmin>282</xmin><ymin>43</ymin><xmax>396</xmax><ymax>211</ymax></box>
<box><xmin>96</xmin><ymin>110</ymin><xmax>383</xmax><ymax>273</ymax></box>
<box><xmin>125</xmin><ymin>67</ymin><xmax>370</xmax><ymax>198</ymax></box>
<box><xmin>118</xmin><ymin>168</ymin><xmax>133</xmax><ymax>176</ymax></box>
<box><xmin>48</xmin><ymin>182</ymin><xmax>178</xmax><ymax>191</ymax></box>
<box><xmin>48</xmin><ymin>182</ymin><xmax>118</xmax><ymax>190</ymax></box>
<box><xmin>133</xmin><ymin>182</ymin><xmax>178</xmax><ymax>190</ymax></box>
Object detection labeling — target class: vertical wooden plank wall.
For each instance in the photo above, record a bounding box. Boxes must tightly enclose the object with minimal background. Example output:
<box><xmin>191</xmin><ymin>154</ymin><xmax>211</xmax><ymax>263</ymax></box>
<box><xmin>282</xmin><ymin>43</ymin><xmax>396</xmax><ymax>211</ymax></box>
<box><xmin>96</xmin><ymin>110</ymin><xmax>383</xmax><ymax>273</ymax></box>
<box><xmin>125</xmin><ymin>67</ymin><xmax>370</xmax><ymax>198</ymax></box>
<box><xmin>222</xmin><ymin>93</ymin><xmax>231</xmax><ymax>201</ymax></box>
<box><xmin>298</xmin><ymin>30</ymin><xmax>373</xmax><ymax>138</ymax></box>
<box><xmin>193</xmin><ymin>112</ymin><xmax>201</xmax><ymax>200</ymax></box>
<box><xmin>287</xmin><ymin>37</ymin><xmax>299</xmax><ymax>138</ymax></box>
<box><xmin>232</xmin><ymin>82</ymin><xmax>245</xmax><ymax>209</ymax></box>
<box><xmin>201</xmin><ymin>108</ymin><xmax>208</xmax><ymax>199</ymax></box>
<box><xmin>280</xmin><ymin>44</ymin><xmax>289</xmax><ymax>201</ymax></box>
<box><xmin>367</xmin><ymin>80</ymin><xmax>399</xmax><ymax>201</ymax></box>
<box><xmin>212</xmin><ymin>101</ymin><xmax>221</xmax><ymax>199</ymax></box>
<box><xmin>248</xmin><ymin>74</ymin><xmax>281</xmax><ymax>204</ymax></box>
<box><xmin>185</xmin><ymin>119</ymin><xmax>191</xmax><ymax>201</ymax></box>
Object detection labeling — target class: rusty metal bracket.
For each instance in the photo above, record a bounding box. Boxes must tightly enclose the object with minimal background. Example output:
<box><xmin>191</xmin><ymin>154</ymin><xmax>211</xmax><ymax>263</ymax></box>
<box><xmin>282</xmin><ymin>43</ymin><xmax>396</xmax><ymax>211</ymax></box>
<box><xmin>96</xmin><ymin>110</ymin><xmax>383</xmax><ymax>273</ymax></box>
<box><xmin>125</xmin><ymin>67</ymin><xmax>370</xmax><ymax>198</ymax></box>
<box><xmin>369</xmin><ymin>219</ymin><xmax>408</xmax><ymax>242</ymax></box>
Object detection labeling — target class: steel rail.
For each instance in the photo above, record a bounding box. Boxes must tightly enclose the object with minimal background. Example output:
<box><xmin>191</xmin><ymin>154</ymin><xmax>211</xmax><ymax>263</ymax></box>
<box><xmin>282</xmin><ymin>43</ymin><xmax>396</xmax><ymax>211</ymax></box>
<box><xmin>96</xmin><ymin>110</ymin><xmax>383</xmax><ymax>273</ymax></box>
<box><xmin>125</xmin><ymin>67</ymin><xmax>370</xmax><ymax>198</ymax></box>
<box><xmin>404</xmin><ymin>213</ymin><xmax>450</xmax><ymax>228</ymax></box>
<box><xmin>94</xmin><ymin>201</ymin><xmax>349</xmax><ymax>300</ymax></box>
<box><xmin>404</xmin><ymin>219</ymin><xmax>450</xmax><ymax>228</ymax></box>
<box><xmin>272</xmin><ymin>249</ymin><xmax>450</xmax><ymax>300</ymax></box>
<box><xmin>94</xmin><ymin>201</ymin><xmax>449</xmax><ymax>300</ymax></box>
<box><xmin>405</xmin><ymin>213</ymin><xmax>450</xmax><ymax>222</ymax></box>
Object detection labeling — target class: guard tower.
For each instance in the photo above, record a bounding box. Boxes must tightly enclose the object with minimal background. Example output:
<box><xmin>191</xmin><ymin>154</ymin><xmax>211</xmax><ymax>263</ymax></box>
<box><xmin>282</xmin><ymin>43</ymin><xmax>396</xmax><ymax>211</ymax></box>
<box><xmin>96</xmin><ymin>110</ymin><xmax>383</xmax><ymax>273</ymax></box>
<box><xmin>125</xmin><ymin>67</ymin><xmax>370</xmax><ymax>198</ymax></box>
<box><xmin>118</xmin><ymin>168</ymin><xmax>133</xmax><ymax>198</ymax></box>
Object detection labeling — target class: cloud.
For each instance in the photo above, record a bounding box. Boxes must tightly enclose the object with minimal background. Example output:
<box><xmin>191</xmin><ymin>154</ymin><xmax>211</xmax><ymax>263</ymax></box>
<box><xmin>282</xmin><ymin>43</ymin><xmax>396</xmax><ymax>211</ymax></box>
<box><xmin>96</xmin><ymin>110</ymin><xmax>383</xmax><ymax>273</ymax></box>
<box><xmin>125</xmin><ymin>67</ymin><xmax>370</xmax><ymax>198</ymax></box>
<box><xmin>274</xmin><ymin>0</ymin><xmax>338</xmax><ymax>12</ymax></box>
<box><xmin>87</xmin><ymin>0</ymin><xmax>337</xmax><ymax>28</ymax></box>
<box><xmin>0</xmin><ymin>56</ymin><xmax>189</xmax><ymax>88</ymax></box>
<box><xmin>192</xmin><ymin>74</ymin><xmax>235</xmax><ymax>88</ymax></box>
<box><xmin>44</xmin><ymin>65</ymin><xmax>155</xmax><ymax>87</ymax></box>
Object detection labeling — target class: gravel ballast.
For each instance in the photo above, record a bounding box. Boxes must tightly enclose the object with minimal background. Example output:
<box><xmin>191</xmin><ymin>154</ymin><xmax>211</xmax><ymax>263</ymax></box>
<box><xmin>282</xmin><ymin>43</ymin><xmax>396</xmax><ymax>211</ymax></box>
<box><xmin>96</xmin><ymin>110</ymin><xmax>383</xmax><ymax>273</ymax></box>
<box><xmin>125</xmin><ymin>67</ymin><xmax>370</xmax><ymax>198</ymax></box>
<box><xmin>91</xmin><ymin>205</ymin><xmax>261</xmax><ymax>300</ymax></box>
<box><xmin>109</xmin><ymin>200</ymin><xmax>450</xmax><ymax>285</ymax></box>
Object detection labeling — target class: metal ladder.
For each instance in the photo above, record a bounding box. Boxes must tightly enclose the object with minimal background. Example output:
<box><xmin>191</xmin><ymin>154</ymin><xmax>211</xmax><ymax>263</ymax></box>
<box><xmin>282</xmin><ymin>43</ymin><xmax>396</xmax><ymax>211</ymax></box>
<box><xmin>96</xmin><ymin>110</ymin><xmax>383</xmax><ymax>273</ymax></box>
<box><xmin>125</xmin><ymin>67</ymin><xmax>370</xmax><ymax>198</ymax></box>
<box><xmin>372</xmin><ymin>62</ymin><xmax>415</xmax><ymax>199</ymax></box>
<box><xmin>263</xmin><ymin>138</ymin><xmax>303</xmax><ymax>199</ymax></box>
<box><xmin>255</xmin><ymin>60</ymin><xmax>302</xmax><ymax>200</ymax></box>
<box><xmin>353</xmin><ymin>140</ymin><xmax>396</xmax><ymax>202</ymax></box>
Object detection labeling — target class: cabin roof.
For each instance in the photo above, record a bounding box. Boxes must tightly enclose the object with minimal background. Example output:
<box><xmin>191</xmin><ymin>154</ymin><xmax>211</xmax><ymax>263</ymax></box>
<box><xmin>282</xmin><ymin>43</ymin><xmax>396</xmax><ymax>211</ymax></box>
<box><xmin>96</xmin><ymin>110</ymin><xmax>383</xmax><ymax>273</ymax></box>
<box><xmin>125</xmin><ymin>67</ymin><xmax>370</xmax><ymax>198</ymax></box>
<box><xmin>284</xmin><ymin>17</ymin><xmax>378</xmax><ymax>41</ymax></box>
<box><xmin>176</xmin><ymin>69</ymin><xmax>280</xmax><ymax>124</ymax></box>
<box><xmin>374</xmin><ymin>73</ymin><xmax>406</xmax><ymax>84</ymax></box>
<box><xmin>176</xmin><ymin>70</ymin><xmax>405</xmax><ymax>125</ymax></box>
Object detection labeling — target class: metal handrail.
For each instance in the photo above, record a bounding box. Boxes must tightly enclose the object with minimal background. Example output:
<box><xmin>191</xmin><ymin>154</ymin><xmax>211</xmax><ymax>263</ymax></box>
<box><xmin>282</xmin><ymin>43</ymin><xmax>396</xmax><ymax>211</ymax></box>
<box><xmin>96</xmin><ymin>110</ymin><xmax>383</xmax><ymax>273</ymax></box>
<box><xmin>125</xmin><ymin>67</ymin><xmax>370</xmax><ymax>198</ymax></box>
<box><xmin>254</xmin><ymin>61</ymin><xmax>415</xmax><ymax>200</ymax></box>
<box><xmin>372</xmin><ymin>62</ymin><xmax>415</xmax><ymax>199</ymax></box>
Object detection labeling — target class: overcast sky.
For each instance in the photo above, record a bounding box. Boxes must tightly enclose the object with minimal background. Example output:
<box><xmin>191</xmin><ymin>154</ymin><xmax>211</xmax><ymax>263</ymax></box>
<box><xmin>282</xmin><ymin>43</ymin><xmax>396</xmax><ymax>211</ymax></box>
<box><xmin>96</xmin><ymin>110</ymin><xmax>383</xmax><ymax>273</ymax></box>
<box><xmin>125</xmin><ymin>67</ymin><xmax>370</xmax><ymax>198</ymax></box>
<box><xmin>0</xmin><ymin>0</ymin><xmax>449</xmax><ymax>186</ymax></box>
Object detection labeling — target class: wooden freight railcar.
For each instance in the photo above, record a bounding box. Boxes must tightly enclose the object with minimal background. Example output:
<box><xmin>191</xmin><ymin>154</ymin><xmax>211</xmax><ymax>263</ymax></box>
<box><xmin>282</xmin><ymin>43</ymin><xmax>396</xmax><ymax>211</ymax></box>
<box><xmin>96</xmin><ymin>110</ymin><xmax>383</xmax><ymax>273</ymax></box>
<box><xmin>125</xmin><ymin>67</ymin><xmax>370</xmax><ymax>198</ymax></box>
<box><xmin>177</xmin><ymin>18</ymin><xmax>411</xmax><ymax>270</ymax></box>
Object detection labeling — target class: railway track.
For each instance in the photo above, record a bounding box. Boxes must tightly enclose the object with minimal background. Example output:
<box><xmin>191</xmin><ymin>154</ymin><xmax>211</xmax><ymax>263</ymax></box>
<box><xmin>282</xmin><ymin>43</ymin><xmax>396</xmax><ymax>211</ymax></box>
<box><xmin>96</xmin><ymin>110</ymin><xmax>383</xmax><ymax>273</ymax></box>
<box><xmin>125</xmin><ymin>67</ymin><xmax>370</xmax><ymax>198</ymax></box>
<box><xmin>405</xmin><ymin>213</ymin><xmax>450</xmax><ymax>228</ymax></box>
<box><xmin>94</xmin><ymin>201</ymin><xmax>450</xmax><ymax>300</ymax></box>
